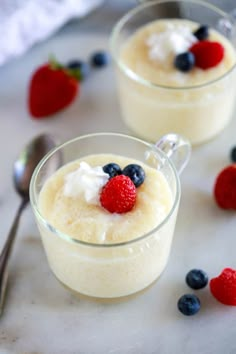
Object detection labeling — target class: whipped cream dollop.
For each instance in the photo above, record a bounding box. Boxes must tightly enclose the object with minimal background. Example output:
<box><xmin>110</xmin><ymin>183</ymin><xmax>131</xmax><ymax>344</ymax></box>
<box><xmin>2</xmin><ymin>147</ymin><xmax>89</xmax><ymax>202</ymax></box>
<box><xmin>146</xmin><ymin>23</ymin><xmax>197</xmax><ymax>62</ymax></box>
<box><xmin>63</xmin><ymin>162</ymin><xmax>109</xmax><ymax>205</ymax></box>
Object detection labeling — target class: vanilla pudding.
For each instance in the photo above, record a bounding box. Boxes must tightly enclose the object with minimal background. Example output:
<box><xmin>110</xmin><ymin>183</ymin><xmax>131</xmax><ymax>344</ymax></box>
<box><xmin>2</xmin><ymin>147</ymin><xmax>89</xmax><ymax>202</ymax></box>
<box><xmin>37</xmin><ymin>153</ymin><xmax>177</xmax><ymax>298</ymax></box>
<box><xmin>39</xmin><ymin>155</ymin><xmax>173</xmax><ymax>244</ymax></box>
<box><xmin>112</xmin><ymin>7</ymin><xmax>236</xmax><ymax>144</ymax></box>
<box><xmin>121</xmin><ymin>19</ymin><xmax>235</xmax><ymax>87</ymax></box>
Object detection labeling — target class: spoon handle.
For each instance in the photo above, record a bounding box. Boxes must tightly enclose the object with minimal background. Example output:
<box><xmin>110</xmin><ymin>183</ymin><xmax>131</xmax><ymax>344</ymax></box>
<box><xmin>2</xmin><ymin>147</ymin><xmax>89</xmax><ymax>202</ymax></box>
<box><xmin>0</xmin><ymin>199</ymin><xmax>28</xmax><ymax>316</ymax></box>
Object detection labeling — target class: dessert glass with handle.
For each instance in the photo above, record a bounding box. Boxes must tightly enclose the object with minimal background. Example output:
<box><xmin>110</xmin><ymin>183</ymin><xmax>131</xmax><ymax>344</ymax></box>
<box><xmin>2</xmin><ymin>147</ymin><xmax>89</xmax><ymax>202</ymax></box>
<box><xmin>30</xmin><ymin>132</ymin><xmax>191</xmax><ymax>300</ymax></box>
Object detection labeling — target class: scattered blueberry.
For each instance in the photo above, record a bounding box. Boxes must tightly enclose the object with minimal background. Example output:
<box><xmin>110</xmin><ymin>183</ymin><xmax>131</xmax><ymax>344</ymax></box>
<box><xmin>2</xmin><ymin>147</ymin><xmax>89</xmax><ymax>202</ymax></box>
<box><xmin>174</xmin><ymin>52</ymin><xmax>195</xmax><ymax>72</ymax></box>
<box><xmin>103</xmin><ymin>163</ymin><xmax>122</xmax><ymax>178</ymax></box>
<box><xmin>90</xmin><ymin>51</ymin><xmax>110</xmax><ymax>68</ymax></box>
<box><xmin>193</xmin><ymin>25</ymin><xmax>209</xmax><ymax>41</ymax></box>
<box><xmin>66</xmin><ymin>60</ymin><xmax>90</xmax><ymax>80</ymax></box>
<box><xmin>230</xmin><ymin>146</ymin><xmax>236</xmax><ymax>163</ymax></box>
<box><xmin>177</xmin><ymin>294</ymin><xmax>201</xmax><ymax>316</ymax></box>
<box><xmin>122</xmin><ymin>164</ymin><xmax>145</xmax><ymax>188</ymax></box>
<box><xmin>186</xmin><ymin>269</ymin><xmax>208</xmax><ymax>290</ymax></box>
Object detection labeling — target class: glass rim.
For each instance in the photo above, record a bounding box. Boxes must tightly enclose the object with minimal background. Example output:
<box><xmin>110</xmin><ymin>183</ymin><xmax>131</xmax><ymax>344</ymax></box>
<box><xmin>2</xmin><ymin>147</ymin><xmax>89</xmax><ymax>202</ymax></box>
<box><xmin>110</xmin><ymin>0</ymin><xmax>236</xmax><ymax>91</ymax></box>
<box><xmin>29</xmin><ymin>132</ymin><xmax>181</xmax><ymax>249</ymax></box>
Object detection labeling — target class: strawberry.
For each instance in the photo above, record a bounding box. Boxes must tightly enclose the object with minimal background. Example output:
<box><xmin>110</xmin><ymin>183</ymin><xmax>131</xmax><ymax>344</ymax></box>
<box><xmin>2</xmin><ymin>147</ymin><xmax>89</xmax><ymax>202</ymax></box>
<box><xmin>190</xmin><ymin>40</ymin><xmax>224</xmax><ymax>70</ymax></box>
<box><xmin>210</xmin><ymin>268</ymin><xmax>236</xmax><ymax>306</ymax></box>
<box><xmin>28</xmin><ymin>59</ymin><xmax>80</xmax><ymax>118</ymax></box>
<box><xmin>100</xmin><ymin>175</ymin><xmax>136</xmax><ymax>214</ymax></box>
<box><xmin>213</xmin><ymin>164</ymin><xmax>236</xmax><ymax>209</ymax></box>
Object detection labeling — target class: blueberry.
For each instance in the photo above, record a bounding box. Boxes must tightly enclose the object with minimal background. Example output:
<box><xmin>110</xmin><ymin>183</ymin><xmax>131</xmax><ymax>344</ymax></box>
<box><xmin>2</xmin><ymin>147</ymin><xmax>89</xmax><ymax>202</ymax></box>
<box><xmin>230</xmin><ymin>146</ymin><xmax>236</xmax><ymax>163</ymax></box>
<box><xmin>174</xmin><ymin>52</ymin><xmax>195</xmax><ymax>72</ymax></box>
<box><xmin>90</xmin><ymin>51</ymin><xmax>110</xmax><ymax>68</ymax></box>
<box><xmin>186</xmin><ymin>269</ymin><xmax>208</xmax><ymax>290</ymax></box>
<box><xmin>66</xmin><ymin>60</ymin><xmax>90</xmax><ymax>80</ymax></box>
<box><xmin>193</xmin><ymin>25</ymin><xmax>209</xmax><ymax>41</ymax></box>
<box><xmin>103</xmin><ymin>163</ymin><xmax>122</xmax><ymax>178</ymax></box>
<box><xmin>177</xmin><ymin>294</ymin><xmax>201</xmax><ymax>316</ymax></box>
<box><xmin>122</xmin><ymin>164</ymin><xmax>145</xmax><ymax>188</ymax></box>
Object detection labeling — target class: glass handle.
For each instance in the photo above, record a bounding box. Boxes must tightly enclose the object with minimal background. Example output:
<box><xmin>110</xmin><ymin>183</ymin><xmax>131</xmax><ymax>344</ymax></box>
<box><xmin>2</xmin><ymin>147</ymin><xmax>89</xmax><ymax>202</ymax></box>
<box><xmin>155</xmin><ymin>133</ymin><xmax>191</xmax><ymax>175</ymax></box>
<box><xmin>217</xmin><ymin>10</ymin><xmax>236</xmax><ymax>38</ymax></box>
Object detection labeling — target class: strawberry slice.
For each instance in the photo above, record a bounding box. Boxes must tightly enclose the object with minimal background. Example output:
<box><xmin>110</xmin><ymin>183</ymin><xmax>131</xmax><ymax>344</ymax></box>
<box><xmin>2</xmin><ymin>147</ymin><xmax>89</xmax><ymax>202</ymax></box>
<box><xmin>28</xmin><ymin>62</ymin><xmax>79</xmax><ymax>118</ymax></box>
<box><xmin>190</xmin><ymin>40</ymin><xmax>224</xmax><ymax>70</ymax></box>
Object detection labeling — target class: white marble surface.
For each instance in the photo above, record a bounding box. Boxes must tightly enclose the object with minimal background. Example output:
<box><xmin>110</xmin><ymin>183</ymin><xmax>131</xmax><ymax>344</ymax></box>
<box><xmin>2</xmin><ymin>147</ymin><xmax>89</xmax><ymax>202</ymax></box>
<box><xmin>1</xmin><ymin>1</ymin><xmax>236</xmax><ymax>353</ymax></box>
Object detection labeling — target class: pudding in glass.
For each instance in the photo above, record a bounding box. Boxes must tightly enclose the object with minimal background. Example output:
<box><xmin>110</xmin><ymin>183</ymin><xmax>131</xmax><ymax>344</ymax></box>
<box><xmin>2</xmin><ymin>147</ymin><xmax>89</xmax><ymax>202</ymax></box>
<box><xmin>37</xmin><ymin>154</ymin><xmax>175</xmax><ymax>298</ymax></box>
<box><xmin>30</xmin><ymin>133</ymin><xmax>190</xmax><ymax>299</ymax></box>
<box><xmin>111</xmin><ymin>1</ymin><xmax>236</xmax><ymax>145</ymax></box>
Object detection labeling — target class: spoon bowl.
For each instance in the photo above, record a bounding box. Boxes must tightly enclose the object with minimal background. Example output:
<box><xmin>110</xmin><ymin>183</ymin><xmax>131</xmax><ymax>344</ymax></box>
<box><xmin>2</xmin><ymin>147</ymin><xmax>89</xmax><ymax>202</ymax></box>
<box><xmin>13</xmin><ymin>134</ymin><xmax>57</xmax><ymax>199</ymax></box>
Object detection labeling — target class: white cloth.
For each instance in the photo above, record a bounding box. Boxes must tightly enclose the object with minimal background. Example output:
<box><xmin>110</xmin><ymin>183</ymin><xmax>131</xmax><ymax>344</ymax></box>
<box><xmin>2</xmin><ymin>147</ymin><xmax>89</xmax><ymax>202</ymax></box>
<box><xmin>0</xmin><ymin>0</ymin><xmax>104</xmax><ymax>66</ymax></box>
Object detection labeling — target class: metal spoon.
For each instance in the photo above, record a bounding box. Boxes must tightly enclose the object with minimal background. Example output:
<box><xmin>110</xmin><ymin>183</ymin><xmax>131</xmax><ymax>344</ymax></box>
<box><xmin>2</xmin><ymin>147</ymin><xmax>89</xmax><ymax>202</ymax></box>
<box><xmin>0</xmin><ymin>134</ymin><xmax>58</xmax><ymax>316</ymax></box>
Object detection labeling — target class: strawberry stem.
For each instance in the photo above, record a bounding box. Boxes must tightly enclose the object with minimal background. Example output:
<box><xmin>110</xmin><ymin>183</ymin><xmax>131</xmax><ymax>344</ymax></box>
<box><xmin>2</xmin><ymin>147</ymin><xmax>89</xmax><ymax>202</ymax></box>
<box><xmin>49</xmin><ymin>55</ymin><xmax>63</xmax><ymax>70</ymax></box>
<box><xmin>66</xmin><ymin>68</ymin><xmax>82</xmax><ymax>81</ymax></box>
<box><xmin>48</xmin><ymin>55</ymin><xmax>82</xmax><ymax>81</ymax></box>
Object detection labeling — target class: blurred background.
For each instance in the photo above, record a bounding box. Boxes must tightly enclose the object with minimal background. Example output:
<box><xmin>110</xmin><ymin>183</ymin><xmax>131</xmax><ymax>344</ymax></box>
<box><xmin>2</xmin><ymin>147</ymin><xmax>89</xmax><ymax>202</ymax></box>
<box><xmin>0</xmin><ymin>0</ymin><xmax>236</xmax><ymax>67</ymax></box>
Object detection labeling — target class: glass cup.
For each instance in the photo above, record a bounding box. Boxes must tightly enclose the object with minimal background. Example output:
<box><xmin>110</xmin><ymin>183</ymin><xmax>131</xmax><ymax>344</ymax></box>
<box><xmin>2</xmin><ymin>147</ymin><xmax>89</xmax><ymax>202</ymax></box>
<box><xmin>110</xmin><ymin>0</ymin><xmax>236</xmax><ymax>145</ymax></box>
<box><xmin>30</xmin><ymin>133</ymin><xmax>191</xmax><ymax>300</ymax></box>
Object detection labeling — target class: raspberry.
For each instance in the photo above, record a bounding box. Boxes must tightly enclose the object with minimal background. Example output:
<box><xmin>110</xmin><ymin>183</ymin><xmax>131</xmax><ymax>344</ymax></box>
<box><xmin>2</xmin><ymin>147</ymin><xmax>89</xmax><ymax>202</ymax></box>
<box><xmin>213</xmin><ymin>164</ymin><xmax>236</xmax><ymax>209</ymax></box>
<box><xmin>190</xmin><ymin>40</ymin><xmax>224</xmax><ymax>69</ymax></box>
<box><xmin>210</xmin><ymin>268</ymin><xmax>236</xmax><ymax>306</ymax></box>
<box><xmin>100</xmin><ymin>175</ymin><xmax>136</xmax><ymax>213</ymax></box>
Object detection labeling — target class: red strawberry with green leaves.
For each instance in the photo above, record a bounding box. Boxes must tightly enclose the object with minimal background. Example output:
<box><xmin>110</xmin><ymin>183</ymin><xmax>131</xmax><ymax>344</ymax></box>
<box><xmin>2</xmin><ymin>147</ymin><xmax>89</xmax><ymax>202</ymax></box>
<box><xmin>28</xmin><ymin>58</ymin><xmax>81</xmax><ymax>118</ymax></box>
